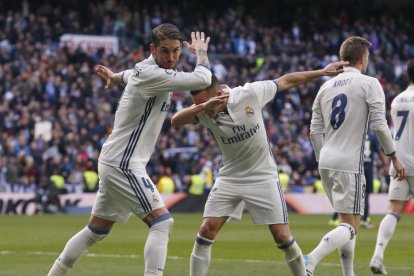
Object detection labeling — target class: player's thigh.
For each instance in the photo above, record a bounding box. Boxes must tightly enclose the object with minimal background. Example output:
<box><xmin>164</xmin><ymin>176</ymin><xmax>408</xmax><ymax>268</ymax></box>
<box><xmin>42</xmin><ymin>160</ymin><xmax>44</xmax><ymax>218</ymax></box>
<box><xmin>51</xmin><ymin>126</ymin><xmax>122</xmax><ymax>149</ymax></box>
<box><xmin>204</xmin><ymin>179</ymin><xmax>244</xmax><ymax>221</ymax></box>
<box><xmin>94</xmin><ymin>162</ymin><xmax>165</xmax><ymax>222</ymax></box>
<box><xmin>241</xmin><ymin>179</ymin><xmax>288</xmax><ymax>225</ymax></box>
<box><xmin>330</xmin><ymin>171</ymin><xmax>366</xmax><ymax>215</ymax></box>
<box><xmin>388</xmin><ymin>176</ymin><xmax>414</xmax><ymax>201</ymax></box>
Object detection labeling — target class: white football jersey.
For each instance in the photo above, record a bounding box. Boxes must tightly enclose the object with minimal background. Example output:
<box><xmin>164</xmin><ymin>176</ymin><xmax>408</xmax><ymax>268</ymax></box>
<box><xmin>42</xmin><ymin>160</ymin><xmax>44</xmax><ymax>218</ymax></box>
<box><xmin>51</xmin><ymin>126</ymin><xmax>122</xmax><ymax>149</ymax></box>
<box><xmin>311</xmin><ymin>67</ymin><xmax>391</xmax><ymax>173</ymax></box>
<box><xmin>390</xmin><ymin>86</ymin><xmax>414</xmax><ymax>175</ymax></box>
<box><xmin>99</xmin><ymin>55</ymin><xmax>211</xmax><ymax>172</ymax></box>
<box><xmin>196</xmin><ymin>80</ymin><xmax>279</xmax><ymax>183</ymax></box>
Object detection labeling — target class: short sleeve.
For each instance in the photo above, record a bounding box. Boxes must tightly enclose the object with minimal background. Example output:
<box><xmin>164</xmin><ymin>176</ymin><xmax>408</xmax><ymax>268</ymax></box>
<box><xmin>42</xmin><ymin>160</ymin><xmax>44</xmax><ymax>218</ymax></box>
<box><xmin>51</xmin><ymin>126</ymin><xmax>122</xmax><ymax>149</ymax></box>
<box><xmin>247</xmin><ymin>80</ymin><xmax>278</xmax><ymax>108</ymax></box>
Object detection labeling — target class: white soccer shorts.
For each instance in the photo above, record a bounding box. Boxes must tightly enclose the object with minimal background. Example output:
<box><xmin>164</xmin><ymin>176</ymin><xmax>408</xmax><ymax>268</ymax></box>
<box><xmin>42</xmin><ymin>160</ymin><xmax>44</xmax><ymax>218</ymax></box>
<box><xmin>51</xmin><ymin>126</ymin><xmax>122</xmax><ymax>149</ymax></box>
<box><xmin>388</xmin><ymin>176</ymin><xmax>414</xmax><ymax>201</ymax></box>
<box><xmin>203</xmin><ymin>178</ymin><xmax>288</xmax><ymax>225</ymax></box>
<box><xmin>319</xmin><ymin>169</ymin><xmax>365</xmax><ymax>215</ymax></box>
<box><xmin>92</xmin><ymin>162</ymin><xmax>165</xmax><ymax>223</ymax></box>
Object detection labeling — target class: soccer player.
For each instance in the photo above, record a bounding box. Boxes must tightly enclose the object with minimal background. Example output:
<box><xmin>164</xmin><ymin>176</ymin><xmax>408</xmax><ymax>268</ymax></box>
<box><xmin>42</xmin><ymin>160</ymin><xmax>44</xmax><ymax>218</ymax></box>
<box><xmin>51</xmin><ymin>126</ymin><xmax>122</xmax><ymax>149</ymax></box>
<box><xmin>370</xmin><ymin>60</ymin><xmax>414</xmax><ymax>274</ymax></box>
<box><xmin>171</xmin><ymin>59</ymin><xmax>348</xmax><ymax>276</ymax></box>
<box><xmin>48</xmin><ymin>24</ymin><xmax>212</xmax><ymax>276</ymax></box>
<box><xmin>305</xmin><ymin>36</ymin><xmax>407</xmax><ymax>276</ymax></box>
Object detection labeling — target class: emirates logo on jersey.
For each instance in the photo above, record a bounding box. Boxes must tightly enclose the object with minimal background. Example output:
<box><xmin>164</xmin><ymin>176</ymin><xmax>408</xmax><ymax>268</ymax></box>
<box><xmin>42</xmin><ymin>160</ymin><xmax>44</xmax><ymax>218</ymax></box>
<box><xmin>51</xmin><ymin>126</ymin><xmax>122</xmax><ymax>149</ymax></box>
<box><xmin>245</xmin><ymin>106</ymin><xmax>254</xmax><ymax>117</ymax></box>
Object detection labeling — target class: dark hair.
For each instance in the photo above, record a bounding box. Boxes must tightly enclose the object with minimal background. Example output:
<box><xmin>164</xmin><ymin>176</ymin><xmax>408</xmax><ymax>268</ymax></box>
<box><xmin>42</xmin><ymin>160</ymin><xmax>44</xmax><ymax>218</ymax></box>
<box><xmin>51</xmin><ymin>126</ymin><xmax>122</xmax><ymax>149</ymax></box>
<box><xmin>151</xmin><ymin>23</ymin><xmax>185</xmax><ymax>47</ymax></box>
<box><xmin>339</xmin><ymin>36</ymin><xmax>372</xmax><ymax>65</ymax></box>
<box><xmin>407</xmin><ymin>60</ymin><xmax>414</xmax><ymax>83</ymax></box>
<box><xmin>191</xmin><ymin>75</ymin><xmax>220</xmax><ymax>96</ymax></box>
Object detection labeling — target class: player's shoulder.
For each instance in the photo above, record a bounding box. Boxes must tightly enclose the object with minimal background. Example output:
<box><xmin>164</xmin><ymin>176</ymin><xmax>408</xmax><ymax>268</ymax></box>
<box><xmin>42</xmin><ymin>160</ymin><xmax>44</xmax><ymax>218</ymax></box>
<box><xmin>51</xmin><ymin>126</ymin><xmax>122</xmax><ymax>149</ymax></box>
<box><xmin>242</xmin><ymin>80</ymin><xmax>276</xmax><ymax>94</ymax></box>
<box><xmin>134</xmin><ymin>60</ymin><xmax>177</xmax><ymax>81</ymax></box>
<box><xmin>392</xmin><ymin>88</ymin><xmax>414</xmax><ymax>104</ymax></box>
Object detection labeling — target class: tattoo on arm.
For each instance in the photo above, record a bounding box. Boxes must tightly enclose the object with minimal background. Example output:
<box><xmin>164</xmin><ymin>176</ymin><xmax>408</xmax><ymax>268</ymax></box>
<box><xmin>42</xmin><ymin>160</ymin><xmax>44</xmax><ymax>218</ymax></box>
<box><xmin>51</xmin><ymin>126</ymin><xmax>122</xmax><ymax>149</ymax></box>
<box><xmin>196</xmin><ymin>49</ymin><xmax>210</xmax><ymax>69</ymax></box>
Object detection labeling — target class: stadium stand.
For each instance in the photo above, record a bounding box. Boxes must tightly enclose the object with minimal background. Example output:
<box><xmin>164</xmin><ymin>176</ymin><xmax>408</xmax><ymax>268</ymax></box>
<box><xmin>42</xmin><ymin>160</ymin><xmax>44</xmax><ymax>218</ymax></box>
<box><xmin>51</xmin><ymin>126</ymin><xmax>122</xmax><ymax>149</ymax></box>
<box><xmin>0</xmin><ymin>0</ymin><xmax>413</xmax><ymax>194</ymax></box>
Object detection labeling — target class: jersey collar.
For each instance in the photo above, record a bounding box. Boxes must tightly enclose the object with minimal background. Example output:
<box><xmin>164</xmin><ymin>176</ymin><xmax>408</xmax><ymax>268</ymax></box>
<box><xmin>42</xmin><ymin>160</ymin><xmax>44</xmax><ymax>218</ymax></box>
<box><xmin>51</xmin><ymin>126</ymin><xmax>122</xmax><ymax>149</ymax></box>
<box><xmin>343</xmin><ymin>66</ymin><xmax>361</xmax><ymax>74</ymax></box>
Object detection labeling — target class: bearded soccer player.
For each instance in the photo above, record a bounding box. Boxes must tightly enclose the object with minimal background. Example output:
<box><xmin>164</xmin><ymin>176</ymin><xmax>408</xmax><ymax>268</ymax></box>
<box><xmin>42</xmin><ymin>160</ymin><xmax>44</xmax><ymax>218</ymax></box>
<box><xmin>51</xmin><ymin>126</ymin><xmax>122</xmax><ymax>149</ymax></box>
<box><xmin>48</xmin><ymin>24</ymin><xmax>211</xmax><ymax>276</ymax></box>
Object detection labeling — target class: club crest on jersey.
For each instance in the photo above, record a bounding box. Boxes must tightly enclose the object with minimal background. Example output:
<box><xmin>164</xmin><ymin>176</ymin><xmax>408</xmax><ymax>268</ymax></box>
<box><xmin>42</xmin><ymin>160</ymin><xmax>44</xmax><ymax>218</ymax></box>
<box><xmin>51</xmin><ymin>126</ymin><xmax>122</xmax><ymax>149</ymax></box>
<box><xmin>164</xmin><ymin>69</ymin><xmax>176</xmax><ymax>76</ymax></box>
<box><xmin>245</xmin><ymin>106</ymin><xmax>254</xmax><ymax>117</ymax></box>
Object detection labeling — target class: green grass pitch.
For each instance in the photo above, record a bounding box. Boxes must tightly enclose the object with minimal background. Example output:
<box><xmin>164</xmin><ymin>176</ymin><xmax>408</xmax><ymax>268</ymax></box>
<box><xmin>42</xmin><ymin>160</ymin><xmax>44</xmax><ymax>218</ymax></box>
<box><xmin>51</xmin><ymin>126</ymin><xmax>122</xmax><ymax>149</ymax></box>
<box><xmin>0</xmin><ymin>213</ymin><xmax>413</xmax><ymax>275</ymax></box>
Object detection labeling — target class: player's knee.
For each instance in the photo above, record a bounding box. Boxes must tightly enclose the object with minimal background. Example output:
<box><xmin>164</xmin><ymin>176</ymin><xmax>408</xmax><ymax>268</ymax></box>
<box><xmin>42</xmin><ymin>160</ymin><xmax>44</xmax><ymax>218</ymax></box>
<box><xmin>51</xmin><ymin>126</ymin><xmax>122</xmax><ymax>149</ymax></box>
<box><xmin>198</xmin><ymin>224</ymin><xmax>219</xmax><ymax>240</ymax></box>
<box><xmin>276</xmin><ymin>235</ymin><xmax>295</xmax><ymax>249</ymax></box>
<box><xmin>274</xmin><ymin>232</ymin><xmax>292</xmax><ymax>244</ymax></box>
<box><xmin>389</xmin><ymin>200</ymin><xmax>405</xmax><ymax>216</ymax></box>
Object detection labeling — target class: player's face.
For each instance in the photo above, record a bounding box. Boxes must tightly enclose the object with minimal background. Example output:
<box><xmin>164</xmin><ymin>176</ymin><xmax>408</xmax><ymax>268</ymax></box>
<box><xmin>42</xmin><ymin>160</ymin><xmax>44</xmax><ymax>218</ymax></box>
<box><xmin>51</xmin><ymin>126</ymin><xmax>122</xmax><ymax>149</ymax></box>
<box><xmin>151</xmin><ymin>39</ymin><xmax>182</xmax><ymax>69</ymax></box>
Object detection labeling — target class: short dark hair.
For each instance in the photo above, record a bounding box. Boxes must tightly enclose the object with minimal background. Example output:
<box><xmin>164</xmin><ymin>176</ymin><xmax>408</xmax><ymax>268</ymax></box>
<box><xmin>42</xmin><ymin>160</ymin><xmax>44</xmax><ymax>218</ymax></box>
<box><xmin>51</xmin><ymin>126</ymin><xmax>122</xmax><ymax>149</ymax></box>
<box><xmin>191</xmin><ymin>75</ymin><xmax>220</xmax><ymax>96</ymax></box>
<box><xmin>407</xmin><ymin>60</ymin><xmax>414</xmax><ymax>83</ymax></box>
<box><xmin>151</xmin><ymin>23</ymin><xmax>185</xmax><ymax>47</ymax></box>
<box><xmin>339</xmin><ymin>36</ymin><xmax>372</xmax><ymax>65</ymax></box>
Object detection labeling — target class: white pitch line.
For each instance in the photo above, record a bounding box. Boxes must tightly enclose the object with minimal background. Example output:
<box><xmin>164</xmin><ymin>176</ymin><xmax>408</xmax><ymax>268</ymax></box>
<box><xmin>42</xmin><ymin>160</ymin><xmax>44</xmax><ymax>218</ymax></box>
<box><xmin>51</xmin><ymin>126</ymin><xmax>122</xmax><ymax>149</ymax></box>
<box><xmin>1</xmin><ymin>250</ymin><xmax>412</xmax><ymax>271</ymax></box>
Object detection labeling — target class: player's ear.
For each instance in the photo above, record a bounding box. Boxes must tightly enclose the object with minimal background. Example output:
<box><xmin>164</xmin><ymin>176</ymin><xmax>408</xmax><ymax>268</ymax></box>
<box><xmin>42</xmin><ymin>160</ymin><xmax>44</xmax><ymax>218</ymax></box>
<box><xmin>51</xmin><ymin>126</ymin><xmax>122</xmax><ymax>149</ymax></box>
<box><xmin>150</xmin><ymin>44</ymin><xmax>156</xmax><ymax>55</ymax></box>
<box><xmin>216</xmin><ymin>90</ymin><xmax>222</xmax><ymax>96</ymax></box>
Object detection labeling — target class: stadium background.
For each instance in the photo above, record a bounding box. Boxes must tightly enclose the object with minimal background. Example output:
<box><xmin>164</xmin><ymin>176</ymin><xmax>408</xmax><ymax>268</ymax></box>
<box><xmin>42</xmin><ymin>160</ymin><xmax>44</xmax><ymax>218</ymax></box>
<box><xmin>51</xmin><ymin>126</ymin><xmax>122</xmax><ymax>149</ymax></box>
<box><xmin>1</xmin><ymin>0</ymin><xmax>414</xmax><ymax>213</ymax></box>
<box><xmin>1</xmin><ymin>1</ymin><xmax>414</xmax><ymax>275</ymax></box>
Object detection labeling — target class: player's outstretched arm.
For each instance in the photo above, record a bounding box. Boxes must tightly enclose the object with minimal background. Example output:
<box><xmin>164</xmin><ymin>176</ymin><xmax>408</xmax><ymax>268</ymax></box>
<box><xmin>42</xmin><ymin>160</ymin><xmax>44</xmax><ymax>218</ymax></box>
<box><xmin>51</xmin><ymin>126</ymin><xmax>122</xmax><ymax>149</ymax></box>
<box><xmin>275</xmin><ymin>61</ymin><xmax>349</xmax><ymax>91</ymax></box>
<box><xmin>171</xmin><ymin>95</ymin><xmax>228</xmax><ymax>126</ymax></box>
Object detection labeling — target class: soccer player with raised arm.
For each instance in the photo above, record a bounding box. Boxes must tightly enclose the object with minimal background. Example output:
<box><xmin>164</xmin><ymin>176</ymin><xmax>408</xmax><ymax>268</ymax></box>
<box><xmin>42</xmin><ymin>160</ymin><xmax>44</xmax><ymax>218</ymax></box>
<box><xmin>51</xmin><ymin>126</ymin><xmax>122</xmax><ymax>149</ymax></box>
<box><xmin>370</xmin><ymin>60</ymin><xmax>414</xmax><ymax>275</ymax></box>
<box><xmin>48</xmin><ymin>24</ymin><xmax>212</xmax><ymax>276</ymax></box>
<box><xmin>171</xmin><ymin>60</ymin><xmax>348</xmax><ymax>276</ymax></box>
<box><xmin>305</xmin><ymin>36</ymin><xmax>407</xmax><ymax>276</ymax></box>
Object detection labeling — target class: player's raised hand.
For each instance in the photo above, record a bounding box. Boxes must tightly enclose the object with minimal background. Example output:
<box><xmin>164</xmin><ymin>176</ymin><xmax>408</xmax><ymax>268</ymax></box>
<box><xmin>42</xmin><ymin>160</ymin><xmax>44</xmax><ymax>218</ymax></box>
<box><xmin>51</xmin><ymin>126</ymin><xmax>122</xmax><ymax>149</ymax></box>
<box><xmin>95</xmin><ymin>65</ymin><xmax>118</xmax><ymax>91</ymax></box>
<box><xmin>184</xmin><ymin>31</ymin><xmax>210</xmax><ymax>54</ymax></box>
<box><xmin>322</xmin><ymin>61</ymin><xmax>350</xmax><ymax>76</ymax></box>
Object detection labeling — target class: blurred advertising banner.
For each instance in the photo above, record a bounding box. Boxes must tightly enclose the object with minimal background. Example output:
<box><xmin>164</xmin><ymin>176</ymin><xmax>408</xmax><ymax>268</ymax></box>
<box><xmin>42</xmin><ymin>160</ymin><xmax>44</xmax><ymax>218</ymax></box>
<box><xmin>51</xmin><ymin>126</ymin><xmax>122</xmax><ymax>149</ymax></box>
<box><xmin>0</xmin><ymin>193</ymin><xmax>187</xmax><ymax>215</ymax></box>
<box><xmin>60</xmin><ymin>34</ymin><xmax>119</xmax><ymax>54</ymax></box>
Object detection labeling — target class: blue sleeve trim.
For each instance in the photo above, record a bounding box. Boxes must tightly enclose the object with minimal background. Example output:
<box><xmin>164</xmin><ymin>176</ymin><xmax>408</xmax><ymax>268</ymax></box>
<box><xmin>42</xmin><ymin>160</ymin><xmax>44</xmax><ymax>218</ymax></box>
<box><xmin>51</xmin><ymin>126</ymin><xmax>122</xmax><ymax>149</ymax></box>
<box><xmin>272</xmin><ymin>80</ymin><xmax>279</xmax><ymax>93</ymax></box>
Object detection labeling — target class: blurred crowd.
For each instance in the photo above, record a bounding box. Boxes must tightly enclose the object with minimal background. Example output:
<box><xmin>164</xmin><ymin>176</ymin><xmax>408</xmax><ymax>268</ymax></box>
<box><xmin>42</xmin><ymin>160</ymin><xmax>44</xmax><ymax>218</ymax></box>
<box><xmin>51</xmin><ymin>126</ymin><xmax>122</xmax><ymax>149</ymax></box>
<box><xmin>0</xmin><ymin>0</ymin><xmax>413</xmax><ymax>194</ymax></box>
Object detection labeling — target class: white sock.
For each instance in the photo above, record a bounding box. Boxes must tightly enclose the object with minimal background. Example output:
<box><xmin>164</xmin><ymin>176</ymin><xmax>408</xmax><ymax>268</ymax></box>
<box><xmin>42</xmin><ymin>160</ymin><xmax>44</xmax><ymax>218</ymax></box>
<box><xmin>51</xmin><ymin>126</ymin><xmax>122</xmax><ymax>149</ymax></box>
<box><xmin>144</xmin><ymin>217</ymin><xmax>174</xmax><ymax>276</ymax></box>
<box><xmin>339</xmin><ymin>235</ymin><xmax>356</xmax><ymax>276</ymax></box>
<box><xmin>277</xmin><ymin>237</ymin><xmax>306</xmax><ymax>276</ymax></box>
<box><xmin>190</xmin><ymin>234</ymin><xmax>214</xmax><ymax>276</ymax></box>
<box><xmin>372</xmin><ymin>213</ymin><xmax>399</xmax><ymax>262</ymax></box>
<box><xmin>47</xmin><ymin>225</ymin><xmax>108</xmax><ymax>276</ymax></box>
<box><xmin>308</xmin><ymin>223</ymin><xmax>354</xmax><ymax>268</ymax></box>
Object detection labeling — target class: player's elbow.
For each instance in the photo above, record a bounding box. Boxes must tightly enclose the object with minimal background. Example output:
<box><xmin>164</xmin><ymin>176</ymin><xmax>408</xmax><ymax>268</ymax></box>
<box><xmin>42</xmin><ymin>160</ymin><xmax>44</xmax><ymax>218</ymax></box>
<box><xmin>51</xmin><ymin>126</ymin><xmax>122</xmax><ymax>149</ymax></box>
<box><xmin>198</xmin><ymin>74</ymin><xmax>212</xmax><ymax>88</ymax></box>
<box><xmin>193</xmin><ymin>69</ymin><xmax>212</xmax><ymax>89</ymax></box>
